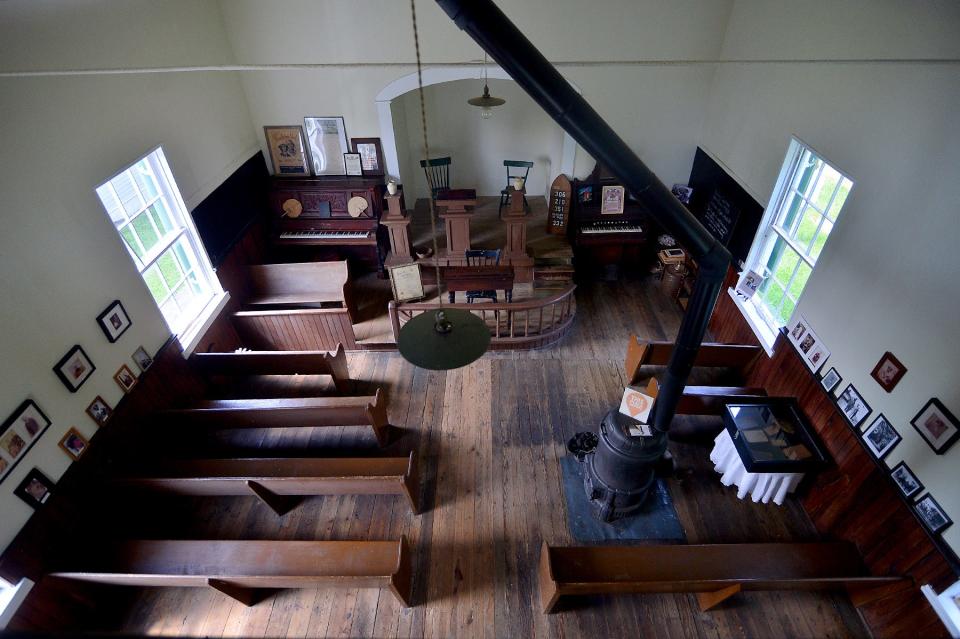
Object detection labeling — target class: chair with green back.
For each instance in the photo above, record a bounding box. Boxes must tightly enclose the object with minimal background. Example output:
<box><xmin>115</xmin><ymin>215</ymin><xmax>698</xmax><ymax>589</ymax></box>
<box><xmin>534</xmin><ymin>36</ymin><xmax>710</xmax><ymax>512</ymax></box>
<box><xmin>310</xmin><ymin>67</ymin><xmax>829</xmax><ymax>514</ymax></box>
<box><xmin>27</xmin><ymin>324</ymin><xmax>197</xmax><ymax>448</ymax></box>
<box><xmin>499</xmin><ymin>160</ymin><xmax>534</xmax><ymax>215</ymax></box>
<box><xmin>420</xmin><ymin>157</ymin><xmax>452</xmax><ymax>199</ymax></box>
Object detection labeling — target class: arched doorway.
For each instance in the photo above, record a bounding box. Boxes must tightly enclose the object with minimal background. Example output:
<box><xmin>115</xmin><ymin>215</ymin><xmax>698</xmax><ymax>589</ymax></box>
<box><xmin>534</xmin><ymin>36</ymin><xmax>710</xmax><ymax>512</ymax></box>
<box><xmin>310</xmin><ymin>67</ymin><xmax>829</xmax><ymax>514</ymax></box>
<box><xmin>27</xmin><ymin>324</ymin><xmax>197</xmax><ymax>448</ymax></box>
<box><xmin>375</xmin><ymin>66</ymin><xmax>578</xmax><ymax>184</ymax></box>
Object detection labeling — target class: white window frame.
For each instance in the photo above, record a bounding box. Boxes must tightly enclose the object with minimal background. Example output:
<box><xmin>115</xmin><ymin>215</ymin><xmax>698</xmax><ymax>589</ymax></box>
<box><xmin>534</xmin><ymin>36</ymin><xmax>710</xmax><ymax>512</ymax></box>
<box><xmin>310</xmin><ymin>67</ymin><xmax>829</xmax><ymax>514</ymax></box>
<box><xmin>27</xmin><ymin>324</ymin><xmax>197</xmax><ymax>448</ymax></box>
<box><xmin>95</xmin><ymin>147</ymin><xmax>226</xmax><ymax>353</ymax></box>
<box><xmin>735</xmin><ymin>137</ymin><xmax>853</xmax><ymax>351</ymax></box>
<box><xmin>0</xmin><ymin>578</ymin><xmax>34</xmax><ymax>629</ymax></box>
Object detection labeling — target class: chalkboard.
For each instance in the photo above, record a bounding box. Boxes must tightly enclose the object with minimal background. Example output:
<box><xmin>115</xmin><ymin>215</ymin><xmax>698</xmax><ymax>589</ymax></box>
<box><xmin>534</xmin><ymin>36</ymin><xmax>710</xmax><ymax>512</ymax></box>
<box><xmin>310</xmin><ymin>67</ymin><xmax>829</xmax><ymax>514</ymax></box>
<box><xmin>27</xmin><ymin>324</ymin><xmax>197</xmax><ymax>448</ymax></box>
<box><xmin>191</xmin><ymin>152</ymin><xmax>269</xmax><ymax>266</ymax></box>
<box><xmin>687</xmin><ymin>148</ymin><xmax>763</xmax><ymax>265</ymax></box>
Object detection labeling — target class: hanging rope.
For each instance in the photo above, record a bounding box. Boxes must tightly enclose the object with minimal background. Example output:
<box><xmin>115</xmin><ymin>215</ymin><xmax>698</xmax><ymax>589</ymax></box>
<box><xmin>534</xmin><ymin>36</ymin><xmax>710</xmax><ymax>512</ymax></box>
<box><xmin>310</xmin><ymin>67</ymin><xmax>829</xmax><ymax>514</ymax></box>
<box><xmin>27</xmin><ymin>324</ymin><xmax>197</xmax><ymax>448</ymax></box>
<box><xmin>410</xmin><ymin>0</ymin><xmax>444</xmax><ymax>306</ymax></box>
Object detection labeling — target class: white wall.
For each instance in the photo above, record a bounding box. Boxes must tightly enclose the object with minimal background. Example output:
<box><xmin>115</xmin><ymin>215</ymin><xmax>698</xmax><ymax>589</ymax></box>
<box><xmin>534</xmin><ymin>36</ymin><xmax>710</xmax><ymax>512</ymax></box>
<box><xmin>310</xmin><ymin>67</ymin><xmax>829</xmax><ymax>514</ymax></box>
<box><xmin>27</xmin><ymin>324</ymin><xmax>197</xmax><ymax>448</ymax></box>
<box><xmin>701</xmin><ymin>0</ymin><xmax>960</xmax><ymax>551</ymax></box>
<box><xmin>0</xmin><ymin>3</ymin><xmax>256</xmax><ymax>556</ymax></box>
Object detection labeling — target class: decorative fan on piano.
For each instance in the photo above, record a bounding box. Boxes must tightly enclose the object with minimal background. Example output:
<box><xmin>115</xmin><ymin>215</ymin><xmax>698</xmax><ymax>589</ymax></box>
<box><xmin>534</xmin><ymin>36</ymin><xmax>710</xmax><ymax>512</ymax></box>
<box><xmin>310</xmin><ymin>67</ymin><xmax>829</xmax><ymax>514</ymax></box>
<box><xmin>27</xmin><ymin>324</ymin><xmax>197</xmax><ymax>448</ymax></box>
<box><xmin>347</xmin><ymin>196</ymin><xmax>369</xmax><ymax>218</ymax></box>
<box><xmin>282</xmin><ymin>198</ymin><xmax>303</xmax><ymax>218</ymax></box>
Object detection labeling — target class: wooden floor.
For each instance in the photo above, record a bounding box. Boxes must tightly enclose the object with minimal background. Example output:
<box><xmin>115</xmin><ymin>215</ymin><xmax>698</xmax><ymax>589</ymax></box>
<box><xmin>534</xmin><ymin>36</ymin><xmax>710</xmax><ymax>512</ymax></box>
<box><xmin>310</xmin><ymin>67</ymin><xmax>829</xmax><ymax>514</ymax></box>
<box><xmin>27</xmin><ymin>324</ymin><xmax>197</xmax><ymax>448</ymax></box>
<box><xmin>101</xmin><ymin>275</ymin><xmax>867</xmax><ymax>638</ymax></box>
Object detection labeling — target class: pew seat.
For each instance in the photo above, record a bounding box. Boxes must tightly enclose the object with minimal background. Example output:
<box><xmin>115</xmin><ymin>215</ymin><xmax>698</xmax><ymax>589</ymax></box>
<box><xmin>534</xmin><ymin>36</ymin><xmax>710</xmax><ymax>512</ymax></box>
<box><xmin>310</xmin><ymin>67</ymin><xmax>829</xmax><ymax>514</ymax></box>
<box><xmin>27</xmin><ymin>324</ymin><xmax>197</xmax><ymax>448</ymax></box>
<box><xmin>51</xmin><ymin>538</ymin><xmax>412</xmax><ymax>607</ymax></box>
<box><xmin>114</xmin><ymin>453</ymin><xmax>421</xmax><ymax>514</ymax></box>
<box><xmin>538</xmin><ymin>542</ymin><xmax>907</xmax><ymax>613</ymax></box>
<box><xmin>159</xmin><ymin>389</ymin><xmax>390</xmax><ymax>446</ymax></box>
<box><xmin>190</xmin><ymin>345</ymin><xmax>352</xmax><ymax>393</ymax></box>
<box><xmin>626</xmin><ymin>337</ymin><xmax>762</xmax><ymax>385</ymax></box>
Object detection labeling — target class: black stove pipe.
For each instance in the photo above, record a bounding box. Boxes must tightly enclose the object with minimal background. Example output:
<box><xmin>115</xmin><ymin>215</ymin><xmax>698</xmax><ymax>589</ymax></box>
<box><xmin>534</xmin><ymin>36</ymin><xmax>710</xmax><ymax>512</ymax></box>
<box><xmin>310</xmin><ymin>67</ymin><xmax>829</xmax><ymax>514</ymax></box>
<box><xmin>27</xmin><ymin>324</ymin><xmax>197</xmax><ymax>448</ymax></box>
<box><xmin>435</xmin><ymin>0</ymin><xmax>731</xmax><ymax>433</ymax></box>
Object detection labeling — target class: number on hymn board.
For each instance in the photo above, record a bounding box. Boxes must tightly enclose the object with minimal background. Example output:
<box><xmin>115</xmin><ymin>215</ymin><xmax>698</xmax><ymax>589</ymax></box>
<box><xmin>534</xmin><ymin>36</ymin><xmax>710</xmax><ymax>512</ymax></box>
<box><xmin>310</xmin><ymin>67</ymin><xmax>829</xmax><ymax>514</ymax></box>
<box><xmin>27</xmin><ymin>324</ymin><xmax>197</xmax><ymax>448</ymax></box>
<box><xmin>547</xmin><ymin>174</ymin><xmax>572</xmax><ymax>235</ymax></box>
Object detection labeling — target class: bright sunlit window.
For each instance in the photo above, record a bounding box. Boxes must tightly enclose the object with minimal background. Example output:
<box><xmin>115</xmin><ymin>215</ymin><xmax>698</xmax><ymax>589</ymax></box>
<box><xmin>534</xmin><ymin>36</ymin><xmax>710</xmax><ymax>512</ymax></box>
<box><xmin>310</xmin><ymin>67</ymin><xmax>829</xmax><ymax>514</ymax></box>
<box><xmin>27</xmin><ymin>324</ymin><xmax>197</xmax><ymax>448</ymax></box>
<box><xmin>95</xmin><ymin>148</ymin><xmax>222</xmax><ymax>336</ymax></box>
<box><xmin>744</xmin><ymin>138</ymin><xmax>853</xmax><ymax>330</ymax></box>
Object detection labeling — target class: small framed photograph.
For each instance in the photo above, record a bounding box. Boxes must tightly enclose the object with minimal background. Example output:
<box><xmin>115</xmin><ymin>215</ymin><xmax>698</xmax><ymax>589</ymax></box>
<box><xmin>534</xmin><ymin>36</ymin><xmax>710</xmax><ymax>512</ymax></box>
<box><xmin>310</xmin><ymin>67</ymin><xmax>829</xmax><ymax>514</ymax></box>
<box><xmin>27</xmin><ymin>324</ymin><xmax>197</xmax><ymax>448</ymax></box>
<box><xmin>343</xmin><ymin>152</ymin><xmax>363</xmax><ymax>176</ymax></box>
<box><xmin>53</xmin><ymin>345</ymin><xmax>96</xmax><ymax>393</ymax></box>
<box><xmin>735</xmin><ymin>269</ymin><xmax>763</xmax><ymax>298</ymax></box>
<box><xmin>389</xmin><ymin>263</ymin><xmax>425</xmax><ymax>303</ymax></box>
<box><xmin>303</xmin><ymin>116</ymin><xmax>348</xmax><ymax>176</ymax></box>
<box><xmin>870</xmin><ymin>351</ymin><xmax>907</xmax><ymax>393</ymax></box>
<box><xmin>821</xmin><ymin>367</ymin><xmax>842</xmax><ymax>393</ymax></box>
<box><xmin>915</xmin><ymin>494</ymin><xmax>952</xmax><ymax>535</ymax></box>
<box><xmin>787</xmin><ymin>315</ymin><xmax>809</xmax><ymax>345</ymax></box>
<box><xmin>837</xmin><ymin>383</ymin><xmax>871</xmax><ymax>429</ymax></box>
<box><xmin>890</xmin><ymin>461</ymin><xmax>924</xmax><ymax>500</ymax></box>
<box><xmin>670</xmin><ymin>183</ymin><xmax>693</xmax><ymax>204</ymax></box>
<box><xmin>805</xmin><ymin>341</ymin><xmax>830</xmax><ymax>374</ymax></box>
<box><xmin>132</xmin><ymin>346</ymin><xmax>153</xmax><ymax>373</ymax></box>
<box><xmin>0</xmin><ymin>400</ymin><xmax>53</xmax><ymax>484</ymax></box>
<box><xmin>910</xmin><ymin>398</ymin><xmax>959</xmax><ymax>455</ymax></box>
<box><xmin>113</xmin><ymin>364</ymin><xmax>138</xmax><ymax>393</ymax></box>
<box><xmin>58</xmin><ymin>427</ymin><xmax>90</xmax><ymax>461</ymax></box>
<box><xmin>96</xmin><ymin>299</ymin><xmax>132</xmax><ymax>343</ymax></box>
<box><xmin>263</xmin><ymin>125</ymin><xmax>311</xmax><ymax>176</ymax></box>
<box><xmin>352</xmin><ymin>137</ymin><xmax>385</xmax><ymax>176</ymax></box>
<box><xmin>14</xmin><ymin>468</ymin><xmax>54</xmax><ymax>509</ymax></box>
<box><xmin>86</xmin><ymin>396</ymin><xmax>112</xmax><ymax>427</ymax></box>
<box><xmin>600</xmin><ymin>185</ymin><xmax>625</xmax><ymax>215</ymax></box>
<box><xmin>577</xmin><ymin>185</ymin><xmax>593</xmax><ymax>203</ymax></box>
<box><xmin>862</xmin><ymin>414</ymin><xmax>901</xmax><ymax>460</ymax></box>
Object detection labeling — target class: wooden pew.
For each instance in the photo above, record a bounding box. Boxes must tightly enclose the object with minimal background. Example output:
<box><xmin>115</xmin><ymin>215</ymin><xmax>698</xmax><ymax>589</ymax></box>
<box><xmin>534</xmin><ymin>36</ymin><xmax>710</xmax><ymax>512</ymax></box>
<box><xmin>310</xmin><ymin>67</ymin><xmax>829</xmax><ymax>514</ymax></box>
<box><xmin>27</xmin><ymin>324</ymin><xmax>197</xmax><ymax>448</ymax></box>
<box><xmin>51</xmin><ymin>537</ymin><xmax>413</xmax><ymax>608</ymax></box>
<box><xmin>245</xmin><ymin>261</ymin><xmax>355</xmax><ymax>318</ymax></box>
<box><xmin>538</xmin><ymin>542</ymin><xmax>908</xmax><ymax>614</ymax></box>
<box><xmin>626</xmin><ymin>336</ymin><xmax>763</xmax><ymax>384</ymax></box>
<box><xmin>190</xmin><ymin>344</ymin><xmax>352</xmax><ymax>393</ymax></box>
<box><xmin>159</xmin><ymin>389</ymin><xmax>390</xmax><ymax>446</ymax></box>
<box><xmin>114</xmin><ymin>452</ymin><xmax>421</xmax><ymax>515</ymax></box>
<box><xmin>676</xmin><ymin>385</ymin><xmax>768</xmax><ymax>415</ymax></box>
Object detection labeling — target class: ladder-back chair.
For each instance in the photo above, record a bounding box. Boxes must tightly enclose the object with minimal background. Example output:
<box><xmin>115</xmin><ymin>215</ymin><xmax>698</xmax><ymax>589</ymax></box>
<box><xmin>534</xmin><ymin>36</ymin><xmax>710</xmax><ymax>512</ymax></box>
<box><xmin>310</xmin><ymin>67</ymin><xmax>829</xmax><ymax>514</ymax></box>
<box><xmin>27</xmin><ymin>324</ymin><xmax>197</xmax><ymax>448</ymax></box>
<box><xmin>463</xmin><ymin>249</ymin><xmax>502</xmax><ymax>303</ymax></box>
<box><xmin>499</xmin><ymin>160</ymin><xmax>534</xmax><ymax>214</ymax></box>
<box><xmin>420</xmin><ymin>157</ymin><xmax>452</xmax><ymax>199</ymax></box>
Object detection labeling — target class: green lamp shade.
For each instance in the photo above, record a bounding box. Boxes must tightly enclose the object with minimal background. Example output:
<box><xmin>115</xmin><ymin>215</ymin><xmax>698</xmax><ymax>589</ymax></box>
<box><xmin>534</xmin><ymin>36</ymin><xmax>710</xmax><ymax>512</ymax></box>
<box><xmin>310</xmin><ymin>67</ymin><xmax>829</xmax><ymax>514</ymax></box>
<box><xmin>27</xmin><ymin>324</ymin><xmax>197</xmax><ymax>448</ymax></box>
<box><xmin>397</xmin><ymin>309</ymin><xmax>491</xmax><ymax>370</ymax></box>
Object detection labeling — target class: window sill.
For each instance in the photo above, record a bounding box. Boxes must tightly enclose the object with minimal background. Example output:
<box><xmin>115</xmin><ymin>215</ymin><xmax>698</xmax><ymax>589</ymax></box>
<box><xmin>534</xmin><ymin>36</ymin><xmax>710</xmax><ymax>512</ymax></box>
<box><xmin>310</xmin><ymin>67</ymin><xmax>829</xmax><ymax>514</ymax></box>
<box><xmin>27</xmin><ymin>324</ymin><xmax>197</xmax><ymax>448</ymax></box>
<box><xmin>726</xmin><ymin>288</ymin><xmax>778</xmax><ymax>357</ymax></box>
<box><xmin>178</xmin><ymin>291</ymin><xmax>230</xmax><ymax>358</ymax></box>
<box><xmin>0</xmin><ymin>578</ymin><xmax>34</xmax><ymax>629</ymax></box>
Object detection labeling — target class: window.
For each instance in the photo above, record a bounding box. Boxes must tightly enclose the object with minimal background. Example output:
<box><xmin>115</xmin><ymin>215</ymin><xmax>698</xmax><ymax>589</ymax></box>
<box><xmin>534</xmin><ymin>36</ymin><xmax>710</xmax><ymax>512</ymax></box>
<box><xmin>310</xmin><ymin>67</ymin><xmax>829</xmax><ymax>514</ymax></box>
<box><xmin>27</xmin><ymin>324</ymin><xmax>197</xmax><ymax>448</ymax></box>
<box><xmin>744</xmin><ymin>138</ymin><xmax>853</xmax><ymax>330</ymax></box>
<box><xmin>95</xmin><ymin>148</ymin><xmax>221</xmax><ymax>336</ymax></box>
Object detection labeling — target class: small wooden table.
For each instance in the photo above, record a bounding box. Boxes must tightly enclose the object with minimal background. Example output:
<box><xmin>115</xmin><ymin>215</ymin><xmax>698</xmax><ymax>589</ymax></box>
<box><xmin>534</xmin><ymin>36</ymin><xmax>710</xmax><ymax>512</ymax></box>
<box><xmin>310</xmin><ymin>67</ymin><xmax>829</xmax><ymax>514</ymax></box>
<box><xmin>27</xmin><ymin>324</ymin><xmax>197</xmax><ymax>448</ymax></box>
<box><xmin>442</xmin><ymin>266</ymin><xmax>515</xmax><ymax>303</ymax></box>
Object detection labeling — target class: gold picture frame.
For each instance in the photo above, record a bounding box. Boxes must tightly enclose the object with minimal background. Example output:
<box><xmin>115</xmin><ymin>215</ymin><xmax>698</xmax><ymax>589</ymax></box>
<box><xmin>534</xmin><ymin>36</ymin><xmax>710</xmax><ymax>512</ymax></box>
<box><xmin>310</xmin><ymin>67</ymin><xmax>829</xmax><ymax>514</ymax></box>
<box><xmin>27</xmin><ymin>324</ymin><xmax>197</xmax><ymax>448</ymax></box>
<box><xmin>263</xmin><ymin>126</ymin><xmax>311</xmax><ymax>176</ymax></box>
<box><xmin>389</xmin><ymin>263</ymin><xmax>425</xmax><ymax>302</ymax></box>
<box><xmin>600</xmin><ymin>185</ymin><xmax>625</xmax><ymax>215</ymax></box>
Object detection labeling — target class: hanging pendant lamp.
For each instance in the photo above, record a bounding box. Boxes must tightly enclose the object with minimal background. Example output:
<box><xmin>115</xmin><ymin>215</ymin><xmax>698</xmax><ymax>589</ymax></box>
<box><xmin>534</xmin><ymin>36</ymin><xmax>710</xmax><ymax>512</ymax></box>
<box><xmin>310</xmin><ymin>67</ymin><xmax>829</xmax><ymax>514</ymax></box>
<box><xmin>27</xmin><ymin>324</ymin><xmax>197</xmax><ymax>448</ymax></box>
<box><xmin>399</xmin><ymin>0</ymin><xmax>490</xmax><ymax>371</ymax></box>
<box><xmin>467</xmin><ymin>54</ymin><xmax>505</xmax><ymax>119</ymax></box>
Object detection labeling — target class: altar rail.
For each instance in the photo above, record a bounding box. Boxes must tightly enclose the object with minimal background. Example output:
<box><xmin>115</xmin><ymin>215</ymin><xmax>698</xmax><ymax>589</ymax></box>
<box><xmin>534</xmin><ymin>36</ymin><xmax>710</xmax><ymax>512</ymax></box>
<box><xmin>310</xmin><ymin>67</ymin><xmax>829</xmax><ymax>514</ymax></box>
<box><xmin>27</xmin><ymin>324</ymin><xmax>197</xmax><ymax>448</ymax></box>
<box><xmin>388</xmin><ymin>285</ymin><xmax>576</xmax><ymax>350</ymax></box>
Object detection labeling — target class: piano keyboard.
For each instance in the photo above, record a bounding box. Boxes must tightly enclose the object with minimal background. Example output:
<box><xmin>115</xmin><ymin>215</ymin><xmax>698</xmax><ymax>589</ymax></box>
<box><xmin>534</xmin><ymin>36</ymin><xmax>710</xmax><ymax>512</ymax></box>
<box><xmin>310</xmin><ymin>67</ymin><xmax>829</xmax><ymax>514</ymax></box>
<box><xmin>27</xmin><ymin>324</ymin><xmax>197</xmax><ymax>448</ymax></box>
<box><xmin>279</xmin><ymin>230</ymin><xmax>372</xmax><ymax>240</ymax></box>
<box><xmin>581</xmin><ymin>224</ymin><xmax>643</xmax><ymax>234</ymax></box>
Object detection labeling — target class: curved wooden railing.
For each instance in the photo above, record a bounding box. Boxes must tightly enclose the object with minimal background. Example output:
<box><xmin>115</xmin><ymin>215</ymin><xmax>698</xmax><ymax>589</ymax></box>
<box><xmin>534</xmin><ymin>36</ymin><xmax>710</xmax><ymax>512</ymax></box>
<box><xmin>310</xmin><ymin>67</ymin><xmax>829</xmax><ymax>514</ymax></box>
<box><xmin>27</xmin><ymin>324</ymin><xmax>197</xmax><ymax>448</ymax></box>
<box><xmin>388</xmin><ymin>285</ymin><xmax>576</xmax><ymax>350</ymax></box>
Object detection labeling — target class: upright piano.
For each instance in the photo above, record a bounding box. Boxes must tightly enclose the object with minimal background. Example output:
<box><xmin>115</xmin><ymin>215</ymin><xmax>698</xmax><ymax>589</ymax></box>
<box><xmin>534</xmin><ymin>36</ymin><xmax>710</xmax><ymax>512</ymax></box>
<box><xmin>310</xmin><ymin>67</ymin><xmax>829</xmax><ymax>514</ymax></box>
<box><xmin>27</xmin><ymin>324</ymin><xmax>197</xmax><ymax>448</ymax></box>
<box><xmin>269</xmin><ymin>177</ymin><xmax>389</xmax><ymax>276</ymax></box>
<box><xmin>569</xmin><ymin>163</ymin><xmax>654</xmax><ymax>279</ymax></box>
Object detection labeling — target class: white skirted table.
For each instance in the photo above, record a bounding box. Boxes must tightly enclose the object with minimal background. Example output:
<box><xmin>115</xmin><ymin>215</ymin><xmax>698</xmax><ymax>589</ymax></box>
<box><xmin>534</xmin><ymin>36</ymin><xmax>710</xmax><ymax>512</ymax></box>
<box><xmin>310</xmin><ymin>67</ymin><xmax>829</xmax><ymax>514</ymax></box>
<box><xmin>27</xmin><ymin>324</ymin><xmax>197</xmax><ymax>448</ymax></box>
<box><xmin>710</xmin><ymin>429</ymin><xmax>804</xmax><ymax>505</ymax></box>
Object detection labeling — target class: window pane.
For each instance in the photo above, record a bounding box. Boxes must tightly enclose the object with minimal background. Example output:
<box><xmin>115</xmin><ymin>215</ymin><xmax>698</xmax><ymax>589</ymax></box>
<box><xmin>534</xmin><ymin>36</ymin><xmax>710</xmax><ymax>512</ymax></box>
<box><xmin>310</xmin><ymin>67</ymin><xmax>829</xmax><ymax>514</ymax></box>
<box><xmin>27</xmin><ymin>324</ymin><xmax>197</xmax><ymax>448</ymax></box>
<box><xmin>788</xmin><ymin>261</ymin><xmax>812</xmax><ymax>299</ymax></box>
<box><xmin>151</xmin><ymin>199</ymin><xmax>175</xmax><ymax>235</ymax></box>
<box><xmin>131</xmin><ymin>211</ymin><xmax>160</xmax><ymax>253</ymax></box>
<box><xmin>143</xmin><ymin>265</ymin><xmax>169</xmax><ymax>303</ymax></box>
<box><xmin>187</xmin><ymin>271</ymin><xmax>203</xmax><ymax>294</ymax></box>
<box><xmin>767</xmin><ymin>239</ymin><xmax>799</xmax><ymax>287</ymax></box>
<box><xmin>95</xmin><ymin>184</ymin><xmax>127</xmax><ymax>225</ymax></box>
<box><xmin>827</xmin><ymin>177</ymin><xmax>852</xmax><ymax>221</ymax></box>
<box><xmin>779</xmin><ymin>296</ymin><xmax>797</xmax><ymax>325</ymax></box>
<box><xmin>171</xmin><ymin>281</ymin><xmax>195</xmax><ymax>310</ymax></box>
<box><xmin>795</xmin><ymin>206</ymin><xmax>822</xmax><ymax>254</ymax></box>
<box><xmin>133</xmin><ymin>161</ymin><xmax>159</xmax><ymax>200</ymax></box>
<box><xmin>775</xmin><ymin>190</ymin><xmax>805</xmax><ymax>232</ymax></box>
<box><xmin>810</xmin><ymin>218</ymin><xmax>834</xmax><ymax>260</ymax></box>
<box><xmin>761</xmin><ymin>280</ymin><xmax>786</xmax><ymax>314</ymax></box>
<box><xmin>812</xmin><ymin>164</ymin><xmax>842</xmax><ymax>211</ymax></box>
<box><xmin>157</xmin><ymin>250</ymin><xmax>184</xmax><ymax>289</ymax></box>
<box><xmin>111</xmin><ymin>171</ymin><xmax>143</xmax><ymax>215</ymax></box>
<box><xmin>120</xmin><ymin>226</ymin><xmax>144</xmax><ymax>259</ymax></box>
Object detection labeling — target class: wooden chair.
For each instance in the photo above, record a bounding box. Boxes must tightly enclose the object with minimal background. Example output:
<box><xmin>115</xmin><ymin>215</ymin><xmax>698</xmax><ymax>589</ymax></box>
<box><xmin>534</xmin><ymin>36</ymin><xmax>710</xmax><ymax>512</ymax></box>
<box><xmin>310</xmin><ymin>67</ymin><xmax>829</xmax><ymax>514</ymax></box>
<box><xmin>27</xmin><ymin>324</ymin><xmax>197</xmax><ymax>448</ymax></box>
<box><xmin>113</xmin><ymin>452</ymin><xmax>421</xmax><ymax>515</ymax></box>
<box><xmin>419</xmin><ymin>157</ymin><xmax>451</xmax><ymax>198</ymax></box>
<box><xmin>464</xmin><ymin>249</ymin><xmax>502</xmax><ymax>303</ymax></box>
<box><xmin>499</xmin><ymin>160</ymin><xmax>534</xmax><ymax>215</ymax></box>
<box><xmin>190</xmin><ymin>345</ymin><xmax>352</xmax><ymax>393</ymax></box>
<box><xmin>158</xmin><ymin>389</ymin><xmax>391</xmax><ymax>447</ymax></box>
<box><xmin>538</xmin><ymin>542</ymin><xmax>908</xmax><ymax>614</ymax></box>
<box><xmin>51</xmin><ymin>537</ymin><xmax>413</xmax><ymax>608</ymax></box>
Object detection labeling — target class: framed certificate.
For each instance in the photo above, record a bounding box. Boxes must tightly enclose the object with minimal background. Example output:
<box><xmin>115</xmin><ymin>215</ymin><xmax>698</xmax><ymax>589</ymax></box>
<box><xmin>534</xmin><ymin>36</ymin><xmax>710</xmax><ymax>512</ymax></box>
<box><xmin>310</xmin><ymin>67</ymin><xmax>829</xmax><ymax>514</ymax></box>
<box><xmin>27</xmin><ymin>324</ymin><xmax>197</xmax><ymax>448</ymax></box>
<box><xmin>263</xmin><ymin>126</ymin><xmax>310</xmax><ymax>176</ymax></box>
<box><xmin>344</xmin><ymin>152</ymin><xmax>363</xmax><ymax>176</ymax></box>
<box><xmin>303</xmin><ymin>116</ymin><xmax>348</xmax><ymax>175</ymax></box>
<box><xmin>601</xmin><ymin>185</ymin><xmax>625</xmax><ymax>215</ymax></box>
<box><xmin>389</xmin><ymin>263</ymin><xmax>425</xmax><ymax>302</ymax></box>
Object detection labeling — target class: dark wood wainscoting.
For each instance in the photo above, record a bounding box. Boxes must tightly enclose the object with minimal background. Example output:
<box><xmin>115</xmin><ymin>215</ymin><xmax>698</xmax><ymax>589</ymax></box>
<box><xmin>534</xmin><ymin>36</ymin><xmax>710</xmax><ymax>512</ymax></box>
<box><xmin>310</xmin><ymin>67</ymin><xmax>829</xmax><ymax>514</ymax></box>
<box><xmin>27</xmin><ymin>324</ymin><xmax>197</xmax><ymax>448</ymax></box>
<box><xmin>709</xmin><ymin>269</ymin><xmax>958</xmax><ymax>639</ymax></box>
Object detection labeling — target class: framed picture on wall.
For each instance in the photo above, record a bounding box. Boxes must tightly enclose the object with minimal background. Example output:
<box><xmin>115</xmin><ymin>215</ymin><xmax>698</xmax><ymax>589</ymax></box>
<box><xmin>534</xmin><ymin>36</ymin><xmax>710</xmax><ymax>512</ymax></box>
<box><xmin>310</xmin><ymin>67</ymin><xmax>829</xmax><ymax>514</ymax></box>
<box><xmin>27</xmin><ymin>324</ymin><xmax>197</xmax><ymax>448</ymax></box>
<box><xmin>58</xmin><ymin>427</ymin><xmax>90</xmax><ymax>462</ymax></box>
<box><xmin>86</xmin><ymin>396</ymin><xmax>112</xmax><ymax>427</ymax></box>
<box><xmin>303</xmin><ymin>116</ymin><xmax>348</xmax><ymax>175</ymax></box>
<box><xmin>96</xmin><ymin>299</ymin><xmax>132</xmax><ymax>343</ymax></box>
<box><xmin>862</xmin><ymin>414</ymin><xmax>901</xmax><ymax>460</ymax></box>
<box><xmin>263</xmin><ymin>126</ymin><xmax>311</xmax><ymax>176</ymax></box>
<box><xmin>53</xmin><ymin>345</ymin><xmax>96</xmax><ymax>393</ymax></box>
<box><xmin>821</xmin><ymin>367</ymin><xmax>842</xmax><ymax>393</ymax></box>
<box><xmin>14</xmin><ymin>468</ymin><xmax>55</xmax><ymax>509</ymax></box>
<box><xmin>910</xmin><ymin>398</ymin><xmax>959</xmax><ymax>454</ymax></box>
<box><xmin>351</xmin><ymin>137</ymin><xmax>385</xmax><ymax>176</ymax></box>
<box><xmin>132</xmin><ymin>346</ymin><xmax>153</xmax><ymax>373</ymax></box>
<box><xmin>343</xmin><ymin>152</ymin><xmax>363</xmax><ymax>176</ymax></box>
<box><xmin>0</xmin><ymin>399</ymin><xmax>52</xmax><ymax>484</ymax></box>
<box><xmin>890</xmin><ymin>461</ymin><xmax>924</xmax><ymax>500</ymax></box>
<box><xmin>836</xmin><ymin>383</ymin><xmax>871</xmax><ymax>429</ymax></box>
<box><xmin>600</xmin><ymin>185</ymin><xmax>625</xmax><ymax>215</ymax></box>
<box><xmin>114</xmin><ymin>365</ymin><xmax>138</xmax><ymax>393</ymax></box>
<box><xmin>871</xmin><ymin>351</ymin><xmax>907</xmax><ymax>393</ymax></box>
<box><xmin>915</xmin><ymin>494</ymin><xmax>952</xmax><ymax>535</ymax></box>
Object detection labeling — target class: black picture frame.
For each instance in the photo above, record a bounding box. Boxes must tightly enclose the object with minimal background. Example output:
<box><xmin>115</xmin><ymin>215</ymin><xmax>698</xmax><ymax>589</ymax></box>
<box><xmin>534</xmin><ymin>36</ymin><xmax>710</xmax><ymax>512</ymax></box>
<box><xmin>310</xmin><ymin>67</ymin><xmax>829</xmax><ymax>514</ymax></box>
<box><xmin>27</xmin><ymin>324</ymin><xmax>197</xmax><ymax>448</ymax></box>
<box><xmin>132</xmin><ymin>346</ymin><xmax>153</xmax><ymax>373</ymax></box>
<box><xmin>52</xmin><ymin>345</ymin><xmax>96</xmax><ymax>393</ymax></box>
<box><xmin>862</xmin><ymin>414</ymin><xmax>901</xmax><ymax>460</ymax></box>
<box><xmin>915</xmin><ymin>494</ymin><xmax>953</xmax><ymax>535</ymax></box>
<box><xmin>836</xmin><ymin>383</ymin><xmax>871</xmax><ymax>430</ymax></box>
<box><xmin>351</xmin><ymin>137</ymin><xmax>385</xmax><ymax>177</ymax></box>
<box><xmin>910</xmin><ymin>398</ymin><xmax>960</xmax><ymax>455</ymax></box>
<box><xmin>14</xmin><ymin>468</ymin><xmax>55</xmax><ymax>509</ymax></box>
<box><xmin>0</xmin><ymin>399</ymin><xmax>52</xmax><ymax>484</ymax></box>
<box><xmin>343</xmin><ymin>152</ymin><xmax>363</xmax><ymax>176</ymax></box>
<box><xmin>820</xmin><ymin>367</ymin><xmax>842</xmax><ymax>393</ymax></box>
<box><xmin>890</xmin><ymin>461</ymin><xmax>924</xmax><ymax>500</ymax></box>
<box><xmin>96</xmin><ymin>299</ymin><xmax>132</xmax><ymax>343</ymax></box>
